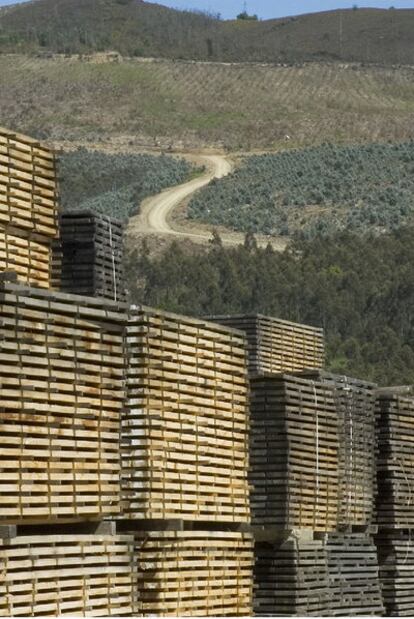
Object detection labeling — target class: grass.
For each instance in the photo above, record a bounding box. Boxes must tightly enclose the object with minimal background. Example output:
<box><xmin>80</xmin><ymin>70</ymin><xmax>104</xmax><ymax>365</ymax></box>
<box><xmin>2</xmin><ymin>56</ymin><xmax>414</xmax><ymax>150</ymax></box>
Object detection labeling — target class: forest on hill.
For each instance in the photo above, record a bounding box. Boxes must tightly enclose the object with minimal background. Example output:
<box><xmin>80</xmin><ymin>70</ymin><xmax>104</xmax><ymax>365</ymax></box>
<box><xmin>189</xmin><ymin>142</ymin><xmax>414</xmax><ymax>238</ymax></box>
<box><xmin>1</xmin><ymin>0</ymin><xmax>414</xmax><ymax>65</ymax></box>
<box><xmin>59</xmin><ymin>148</ymin><xmax>195</xmax><ymax>220</ymax></box>
<box><xmin>127</xmin><ymin>227</ymin><xmax>414</xmax><ymax>386</ymax></box>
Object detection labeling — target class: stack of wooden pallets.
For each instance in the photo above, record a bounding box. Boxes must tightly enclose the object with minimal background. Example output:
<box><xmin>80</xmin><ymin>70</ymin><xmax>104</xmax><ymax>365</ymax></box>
<box><xmin>56</xmin><ymin>212</ymin><xmax>126</xmax><ymax>302</ymax></box>
<box><xmin>123</xmin><ymin>307</ymin><xmax>250</xmax><ymax>523</ymax></box>
<box><xmin>326</xmin><ymin>533</ymin><xmax>384</xmax><ymax>616</ymax></box>
<box><xmin>249</xmin><ymin>373</ymin><xmax>339</xmax><ymax>531</ymax></box>
<box><xmin>376</xmin><ymin>529</ymin><xmax>414</xmax><ymax>616</ymax></box>
<box><xmin>375</xmin><ymin>388</ymin><xmax>414</xmax><ymax>615</ymax></box>
<box><xmin>376</xmin><ymin>389</ymin><xmax>414</xmax><ymax>529</ymax></box>
<box><xmin>254</xmin><ymin>534</ymin><xmax>330</xmax><ymax>616</ymax></box>
<box><xmin>133</xmin><ymin>530</ymin><xmax>253</xmax><ymax>616</ymax></box>
<box><xmin>301</xmin><ymin>371</ymin><xmax>377</xmax><ymax>528</ymax></box>
<box><xmin>121</xmin><ymin>306</ymin><xmax>253</xmax><ymax>615</ymax></box>
<box><xmin>207</xmin><ymin>313</ymin><xmax>325</xmax><ymax>374</ymax></box>
<box><xmin>0</xmin><ymin>533</ymin><xmax>137</xmax><ymax>616</ymax></box>
<box><xmin>0</xmin><ymin>281</ymin><xmax>127</xmax><ymax>524</ymax></box>
<box><xmin>0</xmin><ymin>127</ymin><xmax>59</xmax><ymax>288</ymax></box>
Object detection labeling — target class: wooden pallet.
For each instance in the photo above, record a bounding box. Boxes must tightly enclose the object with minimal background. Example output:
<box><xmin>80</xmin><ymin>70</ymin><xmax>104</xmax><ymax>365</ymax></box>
<box><xmin>122</xmin><ymin>307</ymin><xmax>250</xmax><ymax>523</ymax></box>
<box><xmin>0</xmin><ymin>534</ymin><xmax>136</xmax><ymax>616</ymax></box>
<box><xmin>206</xmin><ymin>313</ymin><xmax>325</xmax><ymax>375</ymax></box>
<box><xmin>249</xmin><ymin>373</ymin><xmax>339</xmax><ymax>531</ymax></box>
<box><xmin>300</xmin><ymin>371</ymin><xmax>377</xmax><ymax>529</ymax></box>
<box><xmin>0</xmin><ymin>282</ymin><xmax>127</xmax><ymax>524</ymax></box>
<box><xmin>376</xmin><ymin>530</ymin><xmax>414</xmax><ymax>616</ymax></box>
<box><xmin>0</xmin><ymin>127</ymin><xmax>59</xmax><ymax>239</ymax></box>
<box><xmin>132</xmin><ymin>530</ymin><xmax>253</xmax><ymax>616</ymax></box>
<box><xmin>376</xmin><ymin>392</ymin><xmax>414</xmax><ymax>528</ymax></box>
<box><xmin>326</xmin><ymin>533</ymin><xmax>384</xmax><ymax>616</ymax></box>
<box><xmin>56</xmin><ymin>212</ymin><xmax>126</xmax><ymax>302</ymax></box>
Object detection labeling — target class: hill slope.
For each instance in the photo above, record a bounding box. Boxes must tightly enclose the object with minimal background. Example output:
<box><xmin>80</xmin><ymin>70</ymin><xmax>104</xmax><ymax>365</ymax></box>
<box><xmin>2</xmin><ymin>55</ymin><xmax>414</xmax><ymax>150</ymax></box>
<box><xmin>0</xmin><ymin>1</ymin><xmax>414</xmax><ymax>65</ymax></box>
<box><xmin>188</xmin><ymin>142</ymin><xmax>414</xmax><ymax>238</ymax></box>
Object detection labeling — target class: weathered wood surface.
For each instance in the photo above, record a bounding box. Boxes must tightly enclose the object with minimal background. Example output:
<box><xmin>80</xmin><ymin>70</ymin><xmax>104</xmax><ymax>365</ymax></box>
<box><xmin>377</xmin><ymin>530</ymin><xmax>414</xmax><ymax>616</ymax></box>
<box><xmin>249</xmin><ymin>373</ymin><xmax>339</xmax><ymax>531</ymax></box>
<box><xmin>0</xmin><ymin>282</ymin><xmax>127</xmax><ymax>524</ymax></box>
<box><xmin>206</xmin><ymin>313</ymin><xmax>325</xmax><ymax>375</ymax></box>
<box><xmin>376</xmin><ymin>392</ymin><xmax>414</xmax><ymax>529</ymax></box>
<box><xmin>56</xmin><ymin>212</ymin><xmax>126</xmax><ymax>302</ymax></box>
<box><xmin>254</xmin><ymin>533</ymin><xmax>384</xmax><ymax>616</ymax></box>
<box><xmin>301</xmin><ymin>370</ymin><xmax>377</xmax><ymax>529</ymax></box>
<box><xmin>122</xmin><ymin>307</ymin><xmax>250</xmax><ymax>523</ymax></box>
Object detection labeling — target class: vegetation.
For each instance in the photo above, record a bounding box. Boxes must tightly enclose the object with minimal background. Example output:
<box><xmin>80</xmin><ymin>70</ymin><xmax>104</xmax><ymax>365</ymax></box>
<box><xmin>128</xmin><ymin>227</ymin><xmax>414</xmax><ymax>386</ymax></box>
<box><xmin>2</xmin><ymin>56</ymin><xmax>414</xmax><ymax>150</ymax></box>
<box><xmin>188</xmin><ymin>142</ymin><xmax>414</xmax><ymax>237</ymax></box>
<box><xmin>59</xmin><ymin>148</ymin><xmax>194</xmax><ymax>220</ymax></box>
<box><xmin>236</xmin><ymin>12</ymin><xmax>258</xmax><ymax>21</ymax></box>
<box><xmin>1</xmin><ymin>1</ymin><xmax>414</xmax><ymax>65</ymax></box>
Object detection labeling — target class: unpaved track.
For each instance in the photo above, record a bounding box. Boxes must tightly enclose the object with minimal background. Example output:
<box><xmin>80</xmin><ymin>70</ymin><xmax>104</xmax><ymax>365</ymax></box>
<box><xmin>127</xmin><ymin>154</ymin><xmax>286</xmax><ymax>250</ymax></box>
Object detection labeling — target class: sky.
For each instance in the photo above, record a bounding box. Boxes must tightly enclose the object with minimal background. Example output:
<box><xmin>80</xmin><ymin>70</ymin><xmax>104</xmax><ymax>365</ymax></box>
<box><xmin>1</xmin><ymin>0</ymin><xmax>414</xmax><ymax>19</ymax></box>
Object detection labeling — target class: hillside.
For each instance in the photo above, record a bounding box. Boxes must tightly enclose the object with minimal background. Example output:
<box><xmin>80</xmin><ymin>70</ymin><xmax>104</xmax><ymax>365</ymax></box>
<box><xmin>128</xmin><ymin>226</ymin><xmax>414</xmax><ymax>386</ymax></box>
<box><xmin>2</xmin><ymin>55</ymin><xmax>414</xmax><ymax>150</ymax></box>
<box><xmin>59</xmin><ymin>148</ymin><xmax>195</xmax><ymax>220</ymax></box>
<box><xmin>188</xmin><ymin>142</ymin><xmax>414</xmax><ymax>238</ymax></box>
<box><xmin>0</xmin><ymin>1</ymin><xmax>414</xmax><ymax>65</ymax></box>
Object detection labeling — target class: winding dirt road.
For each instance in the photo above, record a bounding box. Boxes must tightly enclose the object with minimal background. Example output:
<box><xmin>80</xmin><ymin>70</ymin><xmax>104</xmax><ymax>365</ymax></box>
<box><xmin>127</xmin><ymin>153</ymin><xmax>286</xmax><ymax>250</ymax></box>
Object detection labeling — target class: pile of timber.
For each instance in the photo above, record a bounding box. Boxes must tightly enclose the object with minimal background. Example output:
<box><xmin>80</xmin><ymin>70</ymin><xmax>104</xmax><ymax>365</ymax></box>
<box><xmin>0</xmin><ymin>281</ymin><xmax>127</xmax><ymax>524</ymax></box>
<box><xmin>376</xmin><ymin>530</ymin><xmax>414</xmax><ymax>616</ymax></box>
<box><xmin>254</xmin><ymin>534</ymin><xmax>330</xmax><ymax>616</ymax></box>
<box><xmin>301</xmin><ymin>371</ymin><xmax>377</xmax><ymax>528</ymax></box>
<box><xmin>249</xmin><ymin>373</ymin><xmax>339</xmax><ymax>531</ymax></box>
<box><xmin>254</xmin><ymin>532</ymin><xmax>384</xmax><ymax>616</ymax></box>
<box><xmin>133</xmin><ymin>530</ymin><xmax>253</xmax><ymax>617</ymax></box>
<box><xmin>0</xmin><ymin>128</ymin><xmax>59</xmax><ymax>288</ymax></box>
<box><xmin>56</xmin><ymin>212</ymin><xmax>126</xmax><ymax>302</ymax></box>
<box><xmin>376</xmin><ymin>389</ymin><xmax>414</xmax><ymax>528</ymax></box>
<box><xmin>0</xmin><ymin>534</ymin><xmax>136</xmax><ymax>616</ymax></box>
<box><xmin>207</xmin><ymin>313</ymin><xmax>325</xmax><ymax>374</ymax></box>
<box><xmin>122</xmin><ymin>307</ymin><xmax>250</xmax><ymax>523</ymax></box>
<box><xmin>326</xmin><ymin>533</ymin><xmax>384</xmax><ymax>616</ymax></box>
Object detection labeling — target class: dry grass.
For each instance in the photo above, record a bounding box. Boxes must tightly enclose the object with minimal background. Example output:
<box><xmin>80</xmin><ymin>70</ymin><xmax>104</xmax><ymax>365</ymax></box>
<box><xmin>2</xmin><ymin>55</ymin><xmax>414</xmax><ymax>150</ymax></box>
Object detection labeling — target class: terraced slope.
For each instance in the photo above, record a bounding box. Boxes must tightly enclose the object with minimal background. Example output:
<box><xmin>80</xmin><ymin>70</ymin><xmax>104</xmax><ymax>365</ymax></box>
<box><xmin>2</xmin><ymin>56</ymin><xmax>414</xmax><ymax>150</ymax></box>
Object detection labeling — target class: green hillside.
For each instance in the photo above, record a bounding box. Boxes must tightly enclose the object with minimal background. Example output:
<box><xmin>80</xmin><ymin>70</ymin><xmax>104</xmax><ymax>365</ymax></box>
<box><xmin>0</xmin><ymin>1</ymin><xmax>414</xmax><ymax>65</ymax></box>
<box><xmin>188</xmin><ymin>142</ymin><xmax>414</xmax><ymax>238</ymax></box>
<box><xmin>59</xmin><ymin>148</ymin><xmax>194</xmax><ymax>220</ymax></box>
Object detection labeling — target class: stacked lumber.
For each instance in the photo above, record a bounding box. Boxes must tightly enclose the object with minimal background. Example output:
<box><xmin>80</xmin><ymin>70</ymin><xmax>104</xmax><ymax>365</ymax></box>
<box><xmin>133</xmin><ymin>530</ymin><xmax>253</xmax><ymax>617</ymax></box>
<box><xmin>122</xmin><ymin>307</ymin><xmax>250</xmax><ymax>523</ymax></box>
<box><xmin>207</xmin><ymin>313</ymin><xmax>325</xmax><ymax>374</ymax></box>
<box><xmin>376</xmin><ymin>390</ymin><xmax>414</xmax><ymax>528</ymax></box>
<box><xmin>301</xmin><ymin>371</ymin><xmax>377</xmax><ymax>528</ymax></box>
<box><xmin>326</xmin><ymin>533</ymin><xmax>384</xmax><ymax>616</ymax></box>
<box><xmin>0</xmin><ymin>281</ymin><xmax>127</xmax><ymax>524</ymax></box>
<box><xmin>376</xmin><ymin>530</ymin><xmax>414</xmax><ymax>616</ymax></box>
<box><xmin>0</xmin><ymin>127</ymin><xmax>59</xmax><ymax>288</ymax></box>
<box><xmin>56</xmin><ymin>212</ymin><xmax>126</xmax><ymax>302</ymax></box>
<box><xmin>249</xmin><ymin>374</ymin><xmax>339</xmax><ymax>531</ymax></box>
<box><xmin>254</xmin><ymin>535</ymin><xmax>330</xmax><ymax>616</ymax></box>
<box><xmin>0</xmin><ymin>534</ymin><xmax>136</xmax><ymax>616</ymax></box>
<box><xmin>254</xmin><ymin>533</ymin><xmax>384</xmax><ymax>616</ymax></box>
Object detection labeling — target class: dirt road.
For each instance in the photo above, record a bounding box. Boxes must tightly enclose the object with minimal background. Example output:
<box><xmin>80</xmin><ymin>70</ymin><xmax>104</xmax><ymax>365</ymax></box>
<box><xmin>127</xmin><ymin>154</ymin><xmax>287</xmax><ymax>250</ymax></box>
